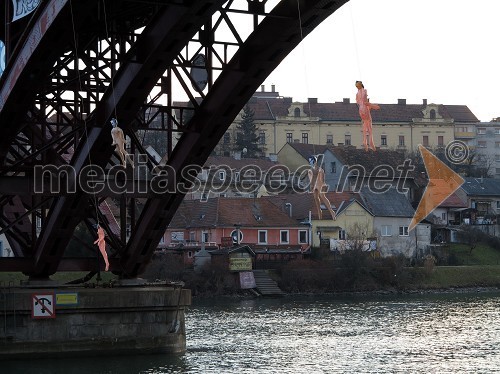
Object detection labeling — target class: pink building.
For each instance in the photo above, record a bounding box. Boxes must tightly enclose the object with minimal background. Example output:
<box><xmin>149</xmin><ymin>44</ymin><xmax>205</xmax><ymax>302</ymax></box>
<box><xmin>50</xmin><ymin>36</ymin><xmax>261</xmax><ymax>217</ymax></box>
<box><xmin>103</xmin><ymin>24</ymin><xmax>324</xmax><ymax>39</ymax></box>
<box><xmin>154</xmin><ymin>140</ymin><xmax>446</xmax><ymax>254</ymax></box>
<box><xmin>162</xmin><ymin>197</ymin><xmax>310</xmax><ymax>252</ymax></box>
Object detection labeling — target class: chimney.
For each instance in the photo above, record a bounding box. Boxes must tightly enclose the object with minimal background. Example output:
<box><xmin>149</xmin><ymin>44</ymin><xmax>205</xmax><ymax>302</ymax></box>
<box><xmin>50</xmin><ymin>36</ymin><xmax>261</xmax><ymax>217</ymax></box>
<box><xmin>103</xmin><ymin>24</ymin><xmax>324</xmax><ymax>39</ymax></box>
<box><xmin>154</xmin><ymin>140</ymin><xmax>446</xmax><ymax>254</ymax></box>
<box><xmin>422</xmin><ymin>98</ymin><xmax>427</xmax><ymax>105</ymax></box>
<box><xmin>398</xmin><ymin>99</ymin><xmax>406</xmax><ymax>105</ymax></box>
<box><xmin>308</xmin><ymin>98</ymin><xmax>317</xmax><ymax>104</ymax></box>
<box><xmin>261</xmin><ymin>85</ymin><xmax>265</xmax><ymax>92</ymax></box>
<box><xmin>343</xmin><ymin>98</ymin><xmax>350</xmax><ymax>104</ymax></box>
<box><xmin>271</xmin><ymin>84</ymin><xmax>275</xmax><ymax>92</ymax></box>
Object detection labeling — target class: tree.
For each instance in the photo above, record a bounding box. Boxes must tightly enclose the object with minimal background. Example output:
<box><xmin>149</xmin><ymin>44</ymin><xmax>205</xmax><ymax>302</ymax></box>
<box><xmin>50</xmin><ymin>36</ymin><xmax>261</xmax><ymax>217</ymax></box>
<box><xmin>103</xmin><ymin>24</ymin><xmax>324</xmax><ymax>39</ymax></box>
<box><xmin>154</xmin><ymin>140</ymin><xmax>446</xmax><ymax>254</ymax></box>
<box><xmin>234</xmin><ymin>104</ymin><xmax>261</xmax><ymax>158</ymax></box>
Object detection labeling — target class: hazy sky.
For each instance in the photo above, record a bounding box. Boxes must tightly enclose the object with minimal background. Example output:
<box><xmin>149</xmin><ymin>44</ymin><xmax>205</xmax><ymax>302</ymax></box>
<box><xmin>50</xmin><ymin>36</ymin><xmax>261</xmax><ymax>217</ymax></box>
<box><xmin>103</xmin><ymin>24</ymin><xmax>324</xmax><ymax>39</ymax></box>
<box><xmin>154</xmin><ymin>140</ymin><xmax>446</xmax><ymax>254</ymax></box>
<box><xmin>264</xmin><ymin>0</ymin><xmax>499</xmax><ymax>122</ymax></box>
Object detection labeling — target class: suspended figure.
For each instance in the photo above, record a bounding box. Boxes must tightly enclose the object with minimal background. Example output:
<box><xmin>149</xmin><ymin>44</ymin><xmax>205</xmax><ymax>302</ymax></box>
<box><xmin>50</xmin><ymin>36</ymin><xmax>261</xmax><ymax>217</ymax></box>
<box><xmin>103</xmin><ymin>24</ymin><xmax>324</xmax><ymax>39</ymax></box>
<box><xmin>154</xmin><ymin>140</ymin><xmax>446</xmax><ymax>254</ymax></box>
<box><xmin>308</xmin><ymin>155</ymin><xmax>336</xmax><ymax>220</ymax></box>
<box><xmin>94</xmin><ymin>225</ymin><xmax>109</xmax><ymax>271</ymax></box>
<box><xmin>355</xmin><ymin>81</ymin><xmax>380</xmax><ymax>151</ymax></box>
<box><xmin>110</xmin><ymin>118</ymin><xmax>134</xmax><ymax>168</ymax></box>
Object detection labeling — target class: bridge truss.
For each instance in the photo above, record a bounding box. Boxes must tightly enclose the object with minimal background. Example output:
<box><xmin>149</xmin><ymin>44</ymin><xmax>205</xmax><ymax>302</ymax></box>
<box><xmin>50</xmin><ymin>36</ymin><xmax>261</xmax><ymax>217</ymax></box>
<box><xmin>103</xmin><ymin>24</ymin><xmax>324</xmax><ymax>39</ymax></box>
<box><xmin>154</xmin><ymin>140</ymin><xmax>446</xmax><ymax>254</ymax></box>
<box><xmin>0</xmin><ymin>0</ymin><xmax>347</xmax><ymax>278</ymax></box>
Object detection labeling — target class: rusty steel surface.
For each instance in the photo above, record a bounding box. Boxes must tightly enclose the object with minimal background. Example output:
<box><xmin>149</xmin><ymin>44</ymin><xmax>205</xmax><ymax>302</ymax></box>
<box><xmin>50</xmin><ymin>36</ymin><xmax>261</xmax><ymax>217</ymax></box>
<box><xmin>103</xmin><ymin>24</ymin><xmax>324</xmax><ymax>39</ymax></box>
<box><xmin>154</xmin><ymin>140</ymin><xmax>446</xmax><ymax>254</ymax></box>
<box><xmin>0</xmin><ymin>0</ymin><xmax>348</xmax><ymax>277</ymax></box>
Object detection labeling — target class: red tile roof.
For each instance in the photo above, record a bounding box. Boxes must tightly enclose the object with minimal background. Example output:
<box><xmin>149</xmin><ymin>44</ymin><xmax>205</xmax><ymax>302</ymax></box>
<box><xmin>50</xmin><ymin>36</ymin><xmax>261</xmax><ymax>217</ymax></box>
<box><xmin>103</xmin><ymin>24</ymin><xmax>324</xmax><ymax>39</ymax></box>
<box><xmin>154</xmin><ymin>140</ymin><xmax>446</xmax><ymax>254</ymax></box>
<box><xmin>439</xmin><ymin>192</ymin><xmax>467</xmax><ymax>208</ymax></box>
<box><xmin>265</xmin><ymin>191</ymin><xmax>368</xmax><ymax>221</ymax></box>
<box><xmin>169</xmin><ymin>197</ymin><xmax>300</xmax><ymax>229</ymax></box>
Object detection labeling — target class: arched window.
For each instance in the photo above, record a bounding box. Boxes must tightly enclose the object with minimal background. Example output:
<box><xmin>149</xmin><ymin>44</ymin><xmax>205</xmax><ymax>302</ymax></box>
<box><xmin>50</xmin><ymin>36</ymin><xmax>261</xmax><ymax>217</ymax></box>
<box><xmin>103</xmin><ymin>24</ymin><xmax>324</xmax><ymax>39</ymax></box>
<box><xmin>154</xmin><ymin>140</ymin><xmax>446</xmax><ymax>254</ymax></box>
<box><xmin>294</xmin><ymin>107</ymin><xmax>301</xmax><ymax>117</ymax></box>
<box><xmin>430</xmin><ymin>109</ymin><xmax>436</xmax><ymax>119</ymax></box>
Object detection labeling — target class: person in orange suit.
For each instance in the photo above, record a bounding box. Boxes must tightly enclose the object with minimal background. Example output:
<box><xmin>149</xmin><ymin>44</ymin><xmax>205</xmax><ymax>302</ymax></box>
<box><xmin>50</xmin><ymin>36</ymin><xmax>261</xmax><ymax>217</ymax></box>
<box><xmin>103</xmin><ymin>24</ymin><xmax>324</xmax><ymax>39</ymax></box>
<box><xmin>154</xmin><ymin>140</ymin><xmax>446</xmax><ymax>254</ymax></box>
<box><xmin>356</xmin><ymin>81</ymin><xmax>380</xmax><ymax>151</ymax></box>
<box><xmin>94</xmin><ymin>225</ymin><xmax>109</xmax><ymax>271</ymax></box>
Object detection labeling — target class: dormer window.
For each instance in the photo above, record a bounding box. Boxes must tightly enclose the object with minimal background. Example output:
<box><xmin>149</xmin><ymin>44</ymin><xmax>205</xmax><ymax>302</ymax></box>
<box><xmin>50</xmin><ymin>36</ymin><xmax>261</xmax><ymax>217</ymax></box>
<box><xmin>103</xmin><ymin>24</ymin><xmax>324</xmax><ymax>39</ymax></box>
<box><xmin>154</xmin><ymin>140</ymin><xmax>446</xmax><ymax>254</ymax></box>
<box><xmin>430</xmin><ymin>109</ymin><xmax>436</xmax><ymax>119</ymax></box>
<box><xmin>294</xmin><ymin>107</ymin><xmax>301</xmax><ymax>117</ymax></box>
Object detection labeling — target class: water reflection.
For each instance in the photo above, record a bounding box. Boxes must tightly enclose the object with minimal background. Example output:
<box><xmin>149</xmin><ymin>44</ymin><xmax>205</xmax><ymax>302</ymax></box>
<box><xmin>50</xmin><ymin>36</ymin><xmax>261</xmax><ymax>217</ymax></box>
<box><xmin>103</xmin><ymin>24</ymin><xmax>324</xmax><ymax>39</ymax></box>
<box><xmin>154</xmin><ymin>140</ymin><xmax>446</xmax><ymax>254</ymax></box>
<box><xmin>4</xmin><ymin>291</ymin><xmax>500</xmax><ymax>373</ymax></box>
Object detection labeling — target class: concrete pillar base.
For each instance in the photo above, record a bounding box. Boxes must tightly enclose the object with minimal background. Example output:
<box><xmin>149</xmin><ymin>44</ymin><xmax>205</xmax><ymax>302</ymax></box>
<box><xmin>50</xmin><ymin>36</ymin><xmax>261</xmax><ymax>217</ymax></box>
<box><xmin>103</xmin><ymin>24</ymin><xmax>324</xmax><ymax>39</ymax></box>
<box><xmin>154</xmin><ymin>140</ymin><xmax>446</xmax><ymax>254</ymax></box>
<box><xmin>0</xmin><ymin>284</ymin><xmax>191</xmax><ymax>359</ymax></box>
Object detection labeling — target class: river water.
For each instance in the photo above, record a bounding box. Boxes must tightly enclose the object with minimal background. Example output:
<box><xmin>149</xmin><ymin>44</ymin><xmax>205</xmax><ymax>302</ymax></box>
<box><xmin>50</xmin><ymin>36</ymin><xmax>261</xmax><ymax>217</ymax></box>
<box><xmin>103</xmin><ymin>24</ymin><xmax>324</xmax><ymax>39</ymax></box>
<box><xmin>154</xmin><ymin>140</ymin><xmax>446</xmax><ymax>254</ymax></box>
<box><xmin>4</xmin><ymin>291</ymin><xmax>500</xmax><ymax>373</ymax></box>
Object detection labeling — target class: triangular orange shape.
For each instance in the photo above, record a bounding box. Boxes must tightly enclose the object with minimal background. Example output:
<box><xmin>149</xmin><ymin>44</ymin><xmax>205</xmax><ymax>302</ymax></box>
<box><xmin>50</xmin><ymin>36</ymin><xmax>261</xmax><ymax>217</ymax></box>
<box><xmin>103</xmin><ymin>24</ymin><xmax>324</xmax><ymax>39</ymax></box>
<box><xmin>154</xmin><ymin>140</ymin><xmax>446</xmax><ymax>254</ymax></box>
<box><xmin>409</xmin><ymin>145</ymin><xmax>464</xmax><ymax>231</ymax></box>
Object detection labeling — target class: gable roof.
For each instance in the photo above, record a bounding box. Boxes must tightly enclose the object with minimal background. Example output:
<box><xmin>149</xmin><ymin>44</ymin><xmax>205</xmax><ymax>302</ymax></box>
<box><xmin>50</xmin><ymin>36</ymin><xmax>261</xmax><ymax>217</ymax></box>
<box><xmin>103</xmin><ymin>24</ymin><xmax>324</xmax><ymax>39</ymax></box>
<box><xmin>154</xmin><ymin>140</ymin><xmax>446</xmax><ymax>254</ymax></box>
<box><xmin>360</xmin><ymin>187</ymin><xmax>415</xmax><ymax>217</ymax></box>
<box><xmin>264</xmin><ymin>191</ymin><xmax>371</xmax><ymax>221</ymax></box>
<box><xmin>439</xmin><ymin>192</ymin><xmax>467</xmax><ymax>208</ymax></box>
<box><xmin>327</xmin><ymin>146</ymin><xmax>413</xmax><ymax>177</ymax></box>
<box><xmin>204</xmin><ymin>155</ymin><xmax>280</xmax><ymax>171</ymax></box>
<box><xmin>461</xmin><ymin>177</ymin><xmax>500</xmax><ymax>196</ymax></box>
<box><xmin>285</xmin><ymin>143</ymin><xmax>330</xmax><ymax>161</ymax></box>
<box><xmin>241</xmin><ymin>97</ymin><xmax>478</xmax><ymax>123</ymax></box>
<box><xmin>169</xmin><ymin>197</ymin><xmax>300</xmax><ymax>229</ymax></box>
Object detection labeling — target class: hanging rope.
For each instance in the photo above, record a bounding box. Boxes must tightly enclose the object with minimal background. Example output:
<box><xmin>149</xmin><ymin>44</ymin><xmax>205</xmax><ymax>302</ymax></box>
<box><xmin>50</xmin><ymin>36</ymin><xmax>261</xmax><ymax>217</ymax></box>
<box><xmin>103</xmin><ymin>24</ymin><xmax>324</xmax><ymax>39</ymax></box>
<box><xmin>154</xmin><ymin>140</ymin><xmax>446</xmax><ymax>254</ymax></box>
<box><xmin>101</xmin><ymin>0</ymin><xmax>118</xmax><ymax>120</ymax></box>
<box><xmin>295</xmin><ymin>0</ymin><xmax>314</xmax><ymax>129</ymax></box>
<box><xmin>349</xmin><ymin>1</ymin><xmax>363</xmax><ymax>80</ymax></box>
<box><xmin>69</xmin><ymin>0</ymin><xmax>100</xmax><ymax>226</ymax></box>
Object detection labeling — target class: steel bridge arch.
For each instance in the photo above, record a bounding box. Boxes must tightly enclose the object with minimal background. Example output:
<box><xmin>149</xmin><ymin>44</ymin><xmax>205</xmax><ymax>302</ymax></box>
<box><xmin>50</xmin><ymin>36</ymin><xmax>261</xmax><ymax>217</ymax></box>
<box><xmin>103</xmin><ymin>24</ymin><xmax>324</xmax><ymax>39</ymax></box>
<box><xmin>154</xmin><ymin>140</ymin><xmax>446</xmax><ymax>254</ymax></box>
<box><xmin>0</xmin><ymin>0</ymin><xmax>348</xmax><ymax>277</ymax></box>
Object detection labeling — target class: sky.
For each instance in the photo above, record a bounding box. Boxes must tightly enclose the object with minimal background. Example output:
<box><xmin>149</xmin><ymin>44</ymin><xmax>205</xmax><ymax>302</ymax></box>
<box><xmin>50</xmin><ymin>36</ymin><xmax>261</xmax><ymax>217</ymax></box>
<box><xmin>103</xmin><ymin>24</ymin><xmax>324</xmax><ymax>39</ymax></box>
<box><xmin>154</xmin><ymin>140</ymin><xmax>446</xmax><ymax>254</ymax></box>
<box><xmin>263</xmin><ymin>0</ymin><xmax>500</xmax><ymax>122</ymax></box>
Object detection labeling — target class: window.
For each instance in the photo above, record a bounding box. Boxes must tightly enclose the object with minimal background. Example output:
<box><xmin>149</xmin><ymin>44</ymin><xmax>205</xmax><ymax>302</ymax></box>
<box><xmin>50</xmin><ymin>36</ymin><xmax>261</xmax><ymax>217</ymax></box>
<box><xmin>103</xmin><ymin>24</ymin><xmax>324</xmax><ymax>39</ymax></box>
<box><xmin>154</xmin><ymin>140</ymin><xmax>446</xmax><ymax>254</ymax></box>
<box><xmin>496</xmin><ymin>155</ymin><xmax>500</xmax><ymax>162</ymax></box>
<box><xmin>441</xmin><ymin>212</ymin><xmax>446</xmax><ymax>221</ymax></box>
<box><xmin>399</xmin><ymin>135</ymin><xmax>405</xmax><ymax>146</ymax></box>
<box><xmin>381</xmin><ymin>135</ymin><xmax>387</xmax><ymax>146</ymax></box>
<box><xmin>399</xmin><ymin>226</ymin><xmax>409</xmax><ymax>236</ymax></box>
<box><xmin>339</xmin><ymin>229</ymin><xmax>346</xmax><ymax>240</ymax></box>
<box><xmin>326</xmin><ymin>134</ymin><xmax>333</xmax><ymax>144</ymax></box>
<box><xmin>280</xmin><ymin>230</ymin><xmax>289</xmax><ymax>244</ymax></box>
<box><xmin>497</xmin><ymin>201</ymin><xmax>500</xmax><ymax>209</ymax></box>
<box><xmin>381</xmin><ymin>225</ymin><xmax>392</xmax><ymax>237</ymax></box>
<box><xmin>223</xmin><ymin>133</ymin><xmax>230</xmax><ymax>144</ymax></box>
<box><xmin>202</xmin><ymin>231</ymin><xmax>209</xmax><ymax>243</ymax></box>
<box><xmin>258</xmin><ymin>230</ymin><xmax>268</xmax><ymax>244</ymax></box>
<box><xmin>495</xmin><ymin>128</ymin><xmax>500</xmax><ymax>135</ymax></box>
<box><xmin>438</xmin><ymin>136</ymin><xmax>444</xmax><ymax>146</ymax></box>
<box><xmin>189</xmin><ymin>231</ymin><xmax>196</xmax><ymax>242</ymax></box>
<box><xmin>496</xmin><ymin>168</ymin><xmax>500</xmax><ymax>175</ymax></box>
<box><xmin>294</xmin><ymin>107</ymin><xmax>301</xmax><ymax>117</ymax></box>
<box><xmin>330</xmin><ymin>161</ymin><xmax>337</xmax><ymax>173</ymax></box>
<box><xmin>302</xmin><ymin>133</ymin><xmax>309</xmax><ymax>144</ymax></box>
<box><xmin>298</xmin><ymin>230</ymin><xmax>308</xmax><ymax>244</ymax></box>
<box><xmin>495</xmin><ymin>142</ymin><xmax>500</xmax><ymax>148</ymax></box>
<box><xmin>286</xmin><ymin>133</ymin><xmax>293</xmax><ymax>143</ymax></box>
<box><xmin>430</xmin><ymin>109</ymin><xmax>436</xmax><ymax>119</ymax></box>
<box><xmin>478</xmin><ymin>141</ymin><xmax>487</xmax><ymax>148</ymax></box>
<box><xmin>477</xmin><ymin>128</ymin><xmax>486</xmax><ymax>135</ymax></box>
<box><xmin>219</xmin><ymin>170</ymin><xmax>226</xmax><ymax>181</ymax></box>
<box><xmin>344</xmin><ymin>134</ymin><xmax>351</xmax><ymax>146</ymax></box>
<box><xmin>422</xmin><ymin>136</ymin><xmax>429</xmax><ymax>147</ymax></box>
<box><xmin>259</xmin><ymin>132</ymin><xmax>265</xmax><ymax>145</ymax></box>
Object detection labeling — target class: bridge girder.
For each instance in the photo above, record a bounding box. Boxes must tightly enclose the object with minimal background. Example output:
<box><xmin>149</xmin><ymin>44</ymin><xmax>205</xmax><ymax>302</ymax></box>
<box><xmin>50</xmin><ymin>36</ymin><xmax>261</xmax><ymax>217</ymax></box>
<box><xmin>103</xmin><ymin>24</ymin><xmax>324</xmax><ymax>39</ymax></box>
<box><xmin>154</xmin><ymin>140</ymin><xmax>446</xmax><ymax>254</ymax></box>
<box><xmin>0</xmin><ymin>0</ymin><xmax>348</xmax><ymax>276</ymax></box>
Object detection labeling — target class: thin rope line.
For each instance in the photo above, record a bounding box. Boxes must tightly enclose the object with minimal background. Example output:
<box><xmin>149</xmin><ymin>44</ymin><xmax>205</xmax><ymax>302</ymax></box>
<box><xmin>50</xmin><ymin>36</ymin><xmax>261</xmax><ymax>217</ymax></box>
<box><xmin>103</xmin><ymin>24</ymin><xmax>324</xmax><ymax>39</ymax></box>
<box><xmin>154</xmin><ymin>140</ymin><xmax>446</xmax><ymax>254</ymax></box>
<box><xmin>349</xmin><ymin>1</ymin><xmax>363</xmax><ymax>79</ymax></box>
<box><xmin>69</xmin><ymin>0</ymin><xmax>100</xmax><ymax>225</ymax></box>
<box><xmin>296</xmin><ymin>0</ymin><xmax>313</xmax><ymax>124</ymax></box>
<box><xmin>101</xmin><ymin>0</ymin><xmax>118</xmax><ymax>119</ymax></box>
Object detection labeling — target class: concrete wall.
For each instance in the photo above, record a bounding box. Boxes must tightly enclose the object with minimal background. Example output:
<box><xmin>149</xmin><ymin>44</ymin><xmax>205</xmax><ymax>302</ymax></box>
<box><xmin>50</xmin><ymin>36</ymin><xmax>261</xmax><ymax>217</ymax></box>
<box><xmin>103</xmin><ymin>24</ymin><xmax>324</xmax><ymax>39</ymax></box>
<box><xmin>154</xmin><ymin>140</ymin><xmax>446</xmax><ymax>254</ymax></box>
<box><xmin>0</xmin><ymin>284</ymin><xmax>191</xmax><ymax>359</ymax></box>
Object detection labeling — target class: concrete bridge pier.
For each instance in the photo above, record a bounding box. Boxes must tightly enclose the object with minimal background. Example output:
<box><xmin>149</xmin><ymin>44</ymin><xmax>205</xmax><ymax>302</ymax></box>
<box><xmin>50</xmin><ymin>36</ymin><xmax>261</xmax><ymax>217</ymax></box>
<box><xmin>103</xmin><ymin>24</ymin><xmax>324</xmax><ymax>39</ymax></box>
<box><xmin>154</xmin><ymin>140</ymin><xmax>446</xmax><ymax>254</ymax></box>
<box><xmin>0</xmin><ymin>282</ymin><xmax>191</xmax><ymax>359</ymax></box>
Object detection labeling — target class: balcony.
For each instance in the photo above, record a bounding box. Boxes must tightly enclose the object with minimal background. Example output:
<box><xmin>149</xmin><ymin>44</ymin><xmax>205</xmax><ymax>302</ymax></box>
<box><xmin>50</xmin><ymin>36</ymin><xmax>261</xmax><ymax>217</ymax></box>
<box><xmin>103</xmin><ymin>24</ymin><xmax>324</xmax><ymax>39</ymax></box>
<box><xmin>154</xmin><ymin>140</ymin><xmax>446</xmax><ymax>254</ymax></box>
<box><xmin>454</xmin><ymin>131</ymin><xmax>476</xmax><ymax>139</ymax></box>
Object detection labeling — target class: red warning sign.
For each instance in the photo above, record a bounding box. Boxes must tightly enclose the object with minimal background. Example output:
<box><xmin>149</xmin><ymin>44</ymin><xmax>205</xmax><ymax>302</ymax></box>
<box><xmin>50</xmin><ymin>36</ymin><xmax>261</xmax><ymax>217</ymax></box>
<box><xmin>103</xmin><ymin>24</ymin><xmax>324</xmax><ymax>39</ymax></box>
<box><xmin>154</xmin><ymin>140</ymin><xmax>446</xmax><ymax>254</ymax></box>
<box><xmin>31</xmin><ymin>293</ymin><xmax>56</xmax><ymax>319</ymax></box>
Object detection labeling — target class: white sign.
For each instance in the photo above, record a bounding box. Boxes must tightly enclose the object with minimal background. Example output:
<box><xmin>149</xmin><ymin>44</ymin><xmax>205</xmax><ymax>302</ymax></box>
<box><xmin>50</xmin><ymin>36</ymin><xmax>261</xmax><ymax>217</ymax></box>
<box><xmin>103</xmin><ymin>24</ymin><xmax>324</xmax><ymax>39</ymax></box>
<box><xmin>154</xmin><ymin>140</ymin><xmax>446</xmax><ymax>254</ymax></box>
<box><xmin>32</xmin><ymin>293</ymin><xmax>55</xmax><ymax>319</ymax></box>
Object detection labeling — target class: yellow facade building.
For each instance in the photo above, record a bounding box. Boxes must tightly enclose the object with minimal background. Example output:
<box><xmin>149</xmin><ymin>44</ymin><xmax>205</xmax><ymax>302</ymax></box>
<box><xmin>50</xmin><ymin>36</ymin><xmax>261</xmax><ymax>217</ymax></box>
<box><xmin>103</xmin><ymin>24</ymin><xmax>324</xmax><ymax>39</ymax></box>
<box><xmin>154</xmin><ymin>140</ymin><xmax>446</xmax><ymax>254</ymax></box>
<box><xmin>215</xmin><ymin>87</ymin><xmax>478</xmax><ymax>157</ymax></box>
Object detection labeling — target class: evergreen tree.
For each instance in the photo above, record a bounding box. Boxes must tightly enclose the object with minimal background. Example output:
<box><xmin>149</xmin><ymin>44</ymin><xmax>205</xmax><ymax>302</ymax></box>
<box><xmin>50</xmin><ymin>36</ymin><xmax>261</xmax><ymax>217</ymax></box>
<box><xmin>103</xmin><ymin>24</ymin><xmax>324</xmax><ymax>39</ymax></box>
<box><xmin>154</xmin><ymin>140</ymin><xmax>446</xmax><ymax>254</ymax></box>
<box><xmin>234</xmin><ymin>104</ymin><xmax>261</xmax><ymax>158</ymax></box>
